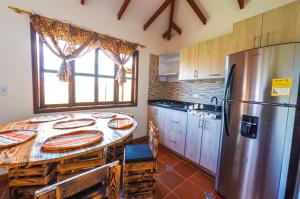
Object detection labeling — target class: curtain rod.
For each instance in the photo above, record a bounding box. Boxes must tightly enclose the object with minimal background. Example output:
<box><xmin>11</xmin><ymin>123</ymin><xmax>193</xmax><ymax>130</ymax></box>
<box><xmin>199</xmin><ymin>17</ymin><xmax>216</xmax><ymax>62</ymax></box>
<box><xmin>8</xmin><ymin>6</ymin><xmax>146</xmax><ymax>48</ymax></box>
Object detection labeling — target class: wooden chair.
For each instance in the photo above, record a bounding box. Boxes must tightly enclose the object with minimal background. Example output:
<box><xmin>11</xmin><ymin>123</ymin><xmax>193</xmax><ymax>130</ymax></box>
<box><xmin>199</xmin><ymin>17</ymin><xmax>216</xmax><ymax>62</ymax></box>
<box><xmin>34</xmin><ymin>161</ymin><xmax>121</xmax><ymax>199</ymax></box>
<box><xmin>123</xmin><ymin>121</ymin><xmax>159</xmax><ymax>199</ymax></box>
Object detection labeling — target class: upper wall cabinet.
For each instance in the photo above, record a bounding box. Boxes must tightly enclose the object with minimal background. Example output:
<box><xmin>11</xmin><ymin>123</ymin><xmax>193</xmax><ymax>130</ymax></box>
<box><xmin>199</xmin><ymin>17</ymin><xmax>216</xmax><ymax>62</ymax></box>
<box><xmin>209</xmin><ymin>34</ymin><xmax>232</xmax><ymax>78</ymax></box>
<box><xmin>232</xmin><ymin>14</ymin><xmax>263</xmax><ymax>53</ymax></box>
<box><xmin>179</xmin><ymin>34</ymin><xmax>232</xmax><ymax>80</ymax></box>
<box><xmin>179</xmin><ymin>44</ymin><xmax>199</xmax><ymax>80</ymax></box>
<box><xmin>232</xmin><ymin>1</ymin><xmax>300</xmax><ymax>53</ymax></box>
<box><xmin>261</xmin><ymin>1</ymin><xmax>300</xmax><ymax>47</ymax></box>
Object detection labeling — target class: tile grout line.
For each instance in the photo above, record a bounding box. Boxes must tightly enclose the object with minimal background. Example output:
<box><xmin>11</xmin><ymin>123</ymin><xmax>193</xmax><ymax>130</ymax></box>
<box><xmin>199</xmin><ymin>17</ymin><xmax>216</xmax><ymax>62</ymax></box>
<box><xmin>157</xmin><ymin>149</ymin><xmax>217</xmax><ymax>199</ymax></box>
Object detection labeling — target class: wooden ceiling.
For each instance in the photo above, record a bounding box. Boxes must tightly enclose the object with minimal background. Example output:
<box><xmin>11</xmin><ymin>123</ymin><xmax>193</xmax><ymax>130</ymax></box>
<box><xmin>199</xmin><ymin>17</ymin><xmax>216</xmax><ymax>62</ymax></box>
<box><xmin>80</xmin><ymin>0</ymin><xmax>246</xmax><ymax>41</ymax></box>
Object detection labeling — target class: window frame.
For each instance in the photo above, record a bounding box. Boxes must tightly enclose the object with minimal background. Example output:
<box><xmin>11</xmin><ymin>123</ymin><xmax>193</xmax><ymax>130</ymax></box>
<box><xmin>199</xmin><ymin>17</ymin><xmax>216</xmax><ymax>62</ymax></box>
<box><xmin>31</xmin><ymin>25</ymin><xmax>138</xmax><ymax>114</ymax></box>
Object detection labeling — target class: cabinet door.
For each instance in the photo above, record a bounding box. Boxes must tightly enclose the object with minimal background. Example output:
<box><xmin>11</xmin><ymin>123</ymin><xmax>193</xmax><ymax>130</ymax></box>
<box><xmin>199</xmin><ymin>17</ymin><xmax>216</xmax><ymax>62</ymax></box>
<box><xmin>185</xmin><ymin>113</ymin><xmax>203</xmax><ymax>164</ymax></box>
<box><xmin>261</xmin><ymin>1</ymin><xmax>300</xmax><ymax>46</ymax></box>
<box><xmin>232</xmin><ymin>14</ymin><xmax>263</xmax><ymax>53</ymax></box>
<box><xmin>149</xmin><ymin>106</ymin><xmax>165</xmax><ymax>144</ymax></box>
<box><xmin>209</xmin><ymin>34</ymin><xmax>232</xmax><ymax>78</ymax></box>
<box><xmin>179</xmin><ymin>44</ymin><xmax>199</xmax><ymax>80</ymax></box>
<box><xmin>200</xmin><ymin>118</ymin><xmax>222</xmax><ymax>175</ymax></box>
<box><xmin>198</xmin><ymin>40</ymin><xmax>211</xmax><ymax>79</ymax></box>
<box><xmin>164</xmin><ymin>109</ymin><xmax>187</xmax><ymax>155</ymax></box>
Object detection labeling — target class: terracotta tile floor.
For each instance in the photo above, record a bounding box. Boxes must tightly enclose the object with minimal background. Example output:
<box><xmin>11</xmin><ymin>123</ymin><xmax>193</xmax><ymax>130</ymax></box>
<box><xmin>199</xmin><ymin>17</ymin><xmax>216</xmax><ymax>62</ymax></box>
<box><xmin>156</xmin><ymin>147</ymin><xmax>223</xmax><ymax>199</ymax></box>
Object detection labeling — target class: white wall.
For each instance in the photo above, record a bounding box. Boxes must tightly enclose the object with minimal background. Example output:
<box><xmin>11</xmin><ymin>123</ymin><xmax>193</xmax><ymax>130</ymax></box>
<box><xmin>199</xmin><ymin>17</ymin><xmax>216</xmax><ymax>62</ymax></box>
<box><xmin>0</xmin><ymin>0</ymin><xmax>164</xmax><ymax>138</ymax></box>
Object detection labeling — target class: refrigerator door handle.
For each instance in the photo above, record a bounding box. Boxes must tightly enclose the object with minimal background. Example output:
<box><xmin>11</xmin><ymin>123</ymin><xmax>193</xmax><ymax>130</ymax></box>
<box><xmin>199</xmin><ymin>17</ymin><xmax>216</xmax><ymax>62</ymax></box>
<box><xmin>224</xmin><ymin>64</ymin><xmax>236</xmax><ymax>136</ymax></box>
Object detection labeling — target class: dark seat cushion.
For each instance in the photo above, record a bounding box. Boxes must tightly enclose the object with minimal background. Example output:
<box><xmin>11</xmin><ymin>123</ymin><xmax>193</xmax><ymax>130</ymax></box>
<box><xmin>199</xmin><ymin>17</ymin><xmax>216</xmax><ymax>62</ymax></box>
<box><xmin>125</xmin><ymin>144</ymin><xmax>154</xmax><ymax>163</ymax></box>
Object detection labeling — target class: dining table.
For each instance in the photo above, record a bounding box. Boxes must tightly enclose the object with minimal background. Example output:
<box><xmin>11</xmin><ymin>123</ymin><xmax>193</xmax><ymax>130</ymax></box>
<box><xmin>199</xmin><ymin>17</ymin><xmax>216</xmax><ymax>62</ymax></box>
<box><xmin>0</xmin><ymin>112</ymin><xmax>137</xmax><ymax>198</ymax></box>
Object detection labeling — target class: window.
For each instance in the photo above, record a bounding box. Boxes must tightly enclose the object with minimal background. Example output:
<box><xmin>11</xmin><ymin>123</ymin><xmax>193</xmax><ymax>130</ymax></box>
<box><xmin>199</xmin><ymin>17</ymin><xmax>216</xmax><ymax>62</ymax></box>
<box><xmin>31</xmin><ymin>27</ymin><xmax>138</xmax><ymax>113</ymax></box>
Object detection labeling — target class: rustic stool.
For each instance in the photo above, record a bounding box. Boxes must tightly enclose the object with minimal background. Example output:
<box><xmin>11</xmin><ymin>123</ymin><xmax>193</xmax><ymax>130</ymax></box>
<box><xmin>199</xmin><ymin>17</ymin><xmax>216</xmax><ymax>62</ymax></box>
<box><xmin>35</xmin><ymin>161</ymin><xmax>121</xmax><ymax>199</ymax></box>
<box><xmin>123</xmin><ymin>121</ymin><xmax>159</xmax><ymax>199</ymax></box>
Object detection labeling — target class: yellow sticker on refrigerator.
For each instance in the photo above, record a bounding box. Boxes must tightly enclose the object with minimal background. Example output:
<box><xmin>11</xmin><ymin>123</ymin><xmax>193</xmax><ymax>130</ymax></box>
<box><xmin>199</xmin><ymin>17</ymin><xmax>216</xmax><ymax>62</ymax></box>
<box><xmin>271</xmin><ymin>78</ymin><xmax>292</xmax><ymax>96</ymax></box>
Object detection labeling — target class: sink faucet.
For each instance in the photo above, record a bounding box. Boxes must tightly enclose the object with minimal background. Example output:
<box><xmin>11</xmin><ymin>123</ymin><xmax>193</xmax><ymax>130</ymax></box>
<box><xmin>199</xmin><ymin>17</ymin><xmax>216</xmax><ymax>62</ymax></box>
<box><xmin>211</xmin><ymin>96</ymin><xmax>218</xmax><ymax>111</ymax></box>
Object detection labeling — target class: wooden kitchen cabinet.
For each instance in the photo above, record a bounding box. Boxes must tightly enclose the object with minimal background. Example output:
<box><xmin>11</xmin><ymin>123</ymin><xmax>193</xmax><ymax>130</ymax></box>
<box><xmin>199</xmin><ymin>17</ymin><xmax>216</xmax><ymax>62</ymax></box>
<box><xmin>148</xmin><ymin>106</ymin><xmax>165</xmax><ymax>144</ymax></box>
<box><xmin>185</xmin><ymin>113</ymin><xmax>204</xmax><ymax>164</ymax></box>
<box><xmin>261</xmin><ymin>1</ymin><xmax>300</xmax><ymax>47</ymax></box>
<box><xmin>179</xmin><ymin>44</ymin><xmax>199</xmax><ymax>80</ymax></box>
<box><xmin>163</xmin><ymin>109</ymin><xmax>187</xmax><ymax>155</ymax></box>
<box><xmin>200</xmin><ymin>117</ymin><xmax>222</xmax><ymax>174</ymax></box>
<box><xmin>208</xmin><ymin>34</ymin><xmax>232</xmax><ymax>78</ymax></box>
<box><xmin>197</xmin><ymin>40</ymin><xmax>211</xmax><ymax>79</ymax></box>
<box><xmin>232</xmin><ymin>14</ymin><xmax>263</xmax><ymax>53</ymax></box>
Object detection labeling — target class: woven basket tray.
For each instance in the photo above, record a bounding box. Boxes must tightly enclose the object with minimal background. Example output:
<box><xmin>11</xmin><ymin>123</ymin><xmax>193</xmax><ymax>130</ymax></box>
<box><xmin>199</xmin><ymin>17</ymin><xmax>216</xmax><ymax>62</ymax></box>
<box><xmin>30</xmin><ymin>114</ymin><xmax>67</xmax><ymax>123</ymax></box>
<box><xmin>42</xmin><ymin>130</ymin><xmax>104</xmax><ymax>153</ymax></box>
<box><xmin>108</xmin><ymin>117</ymin><xmax>134</xmax><ymax>129</ymax></box>
<box><xmin>92</xmin><ymin>112</ymin><xmax>116</xmax><ymax>119</ymax></box>
<box><xmin>0</xmin><ymin>130</ymin><xmax>37</xmax><ymax>149</ymax></box>
<box><xmin>53</xmin><ymin>118</ymin><xmax>96</xmax><ymax>130</ymax></box>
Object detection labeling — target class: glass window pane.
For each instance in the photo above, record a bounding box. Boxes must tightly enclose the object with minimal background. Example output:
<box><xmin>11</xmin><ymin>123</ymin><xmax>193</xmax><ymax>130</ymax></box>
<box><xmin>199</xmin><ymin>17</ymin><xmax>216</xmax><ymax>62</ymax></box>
<box><xmin>124</xmin><ymin>57</ymin><xmax>133</xmax><ymax>78</ymax></box>
<box><xmin>119</xmin><ymin>79</ymin><xmax>132</xmax><ymax>102</ymax></box>
<box><xmin>44</xmin><ymin>72</ymin><xmax>68</xmax><ymax>104</ymax></box>
<box><xmin>75</xmin><ymin>51</ymin><xmax>95</xmax><ymax>74</ymax></box>
<box><xmin>43</xmin><ymin>45</ymin><xmax>62</xmax><ymax>70</ymax></box>
<box><xmin>98</xmin><ymin>77</ymin><xmax>114</xmax><ymax>102</ymax></box>
<box><xmin>75</xmin><ymin>76</ymin><xmax>95</xmax><ymax>103</ymax></box>
<box><xmin>98</xmin><ymin>51</ymin><xmax>115</xmax><ymax>76</ymax></box>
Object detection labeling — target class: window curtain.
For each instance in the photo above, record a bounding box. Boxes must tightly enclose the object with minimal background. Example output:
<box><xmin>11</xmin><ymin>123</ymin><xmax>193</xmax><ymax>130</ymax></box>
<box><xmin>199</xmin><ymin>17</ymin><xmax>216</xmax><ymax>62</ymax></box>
<box><xmin>98</xmin><ymin>36</ymin><xmax>138</xmax><ymax>86</ymax></box>
<box><xmin>30</xmin><ymin>14</ymin><xmax>139</xmax><ymax>85</ymax></box>
<box><xmin>30</xmin><ymin>14</ymin><xmax>98</xmax><ymax>82</ymax></box>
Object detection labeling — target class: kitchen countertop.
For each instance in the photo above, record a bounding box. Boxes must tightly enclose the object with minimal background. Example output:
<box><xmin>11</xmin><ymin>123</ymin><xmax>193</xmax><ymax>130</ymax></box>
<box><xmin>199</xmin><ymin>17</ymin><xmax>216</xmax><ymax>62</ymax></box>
<box><xmin>148</xmin><ymin>99</ymin><xmax>222</xmax><ymax>114</ymax></box>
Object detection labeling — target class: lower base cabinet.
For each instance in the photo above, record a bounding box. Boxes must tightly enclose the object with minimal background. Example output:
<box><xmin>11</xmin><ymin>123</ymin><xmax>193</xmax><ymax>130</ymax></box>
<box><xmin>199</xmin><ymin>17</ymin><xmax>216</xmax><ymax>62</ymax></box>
<box><xmin>185</xmin><ymin>113</ymin><xmax>203</xmax><ymax>164</ymax></box>
<box><xmin>148</xmin><ymin>105</ymin><xmax>222</xmax><ymax>174</ymax></box>
<box><xmin>163</xmin><ymin>109</ymin><xmax>187</xmax><ymax>155</ymax></box>
<box><xmin>199</xmin><ymin>117</ymin><xmax>222</xmax><ymax>174</ymax></box>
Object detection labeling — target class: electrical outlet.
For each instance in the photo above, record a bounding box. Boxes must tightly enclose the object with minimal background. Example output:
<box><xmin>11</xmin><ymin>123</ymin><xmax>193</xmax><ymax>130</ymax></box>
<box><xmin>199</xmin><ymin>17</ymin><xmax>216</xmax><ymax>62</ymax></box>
<box><xmin>0</xmin><ymin>85</ymin><xmax>8</xmax><ymax>96</ymax></box>
<box><xmin>193</xmin><ymin>94</ymin><xmax>200</xmax><ymax>98</ymax></box>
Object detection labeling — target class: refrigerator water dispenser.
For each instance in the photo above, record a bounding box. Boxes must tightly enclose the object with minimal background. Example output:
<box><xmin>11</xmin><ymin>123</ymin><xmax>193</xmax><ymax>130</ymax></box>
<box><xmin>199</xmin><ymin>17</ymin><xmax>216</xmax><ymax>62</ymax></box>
<box><xmin>241</xmin><ymin>115</ymin><xmax>259</xmax><ymax>139</ymax></box>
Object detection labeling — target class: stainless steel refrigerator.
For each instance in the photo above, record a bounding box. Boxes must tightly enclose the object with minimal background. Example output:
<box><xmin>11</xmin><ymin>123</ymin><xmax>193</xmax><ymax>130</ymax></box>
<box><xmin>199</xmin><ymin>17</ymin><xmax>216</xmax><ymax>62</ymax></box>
<box><xmin>216</xmin><ymin>43</ymin><xmax>300</xmax><ymax>199</ymax></box>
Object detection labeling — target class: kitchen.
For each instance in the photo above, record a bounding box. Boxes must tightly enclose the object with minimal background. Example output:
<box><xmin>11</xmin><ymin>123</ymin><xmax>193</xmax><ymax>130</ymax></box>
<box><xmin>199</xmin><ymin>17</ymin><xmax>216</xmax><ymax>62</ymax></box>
<box><xmin>1</xmin><ymin>0</ymin><xmax>300</xmax><ymax>199</ymax></box>
<box><xmin>148</xmin><ymin>0</ymin><xmax>300</xmax><ymax>198</ymax></box>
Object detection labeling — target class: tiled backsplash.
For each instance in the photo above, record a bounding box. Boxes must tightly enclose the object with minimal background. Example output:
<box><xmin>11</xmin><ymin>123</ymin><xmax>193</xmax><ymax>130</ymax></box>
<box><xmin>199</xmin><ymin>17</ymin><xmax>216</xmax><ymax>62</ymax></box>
<box><xmin>148</xmin><ymin>54</ymin><xmax>225</xmax><ymax>104</ymax></box>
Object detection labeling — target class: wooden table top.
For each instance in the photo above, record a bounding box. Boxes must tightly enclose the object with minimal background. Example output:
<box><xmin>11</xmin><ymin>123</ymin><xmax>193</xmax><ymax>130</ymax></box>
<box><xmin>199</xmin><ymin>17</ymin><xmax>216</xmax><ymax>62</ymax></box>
<box><xmin>0</xmin><ymin>113</ymin><xmax>137</xmax><ymax>168</ymax></box>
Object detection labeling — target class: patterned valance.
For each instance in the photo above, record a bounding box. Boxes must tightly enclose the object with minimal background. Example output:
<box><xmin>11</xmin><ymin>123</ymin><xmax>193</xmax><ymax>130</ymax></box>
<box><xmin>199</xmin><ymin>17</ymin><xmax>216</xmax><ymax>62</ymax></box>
<box><xmin>30</xmin><ymin>14</ymin><xmax>139</xmax><ymax>84</ymax></box>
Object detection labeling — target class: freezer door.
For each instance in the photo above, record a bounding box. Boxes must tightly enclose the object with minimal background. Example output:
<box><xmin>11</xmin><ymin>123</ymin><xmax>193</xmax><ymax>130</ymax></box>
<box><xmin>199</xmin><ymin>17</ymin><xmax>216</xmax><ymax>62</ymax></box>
<box><xmin>216</xmin><ymin>102</ymin><xmax>294</xmax><ymax>199</ymax></box>
<box><xmin>225</xmin><ymin>43</ymin><xmax>300</xmax><ymax>105</ymax></box>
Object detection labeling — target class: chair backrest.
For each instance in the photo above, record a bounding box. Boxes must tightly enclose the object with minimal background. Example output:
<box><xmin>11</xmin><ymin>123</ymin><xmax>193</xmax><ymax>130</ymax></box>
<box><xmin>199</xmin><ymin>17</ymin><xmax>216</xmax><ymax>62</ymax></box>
<box><xmin>35</xmin><ymin>161</ymin><xmax>121</xmax><ymax>199</ymax></box>
<box><xmin>119</xmin><ymin>112</ymin><xmax>134</xmax><ymax>118</ymax></box>
<box><xmin>148</xmin><ymin>121</ymin><xmax>159</xmax><ymax>158</ymax></box>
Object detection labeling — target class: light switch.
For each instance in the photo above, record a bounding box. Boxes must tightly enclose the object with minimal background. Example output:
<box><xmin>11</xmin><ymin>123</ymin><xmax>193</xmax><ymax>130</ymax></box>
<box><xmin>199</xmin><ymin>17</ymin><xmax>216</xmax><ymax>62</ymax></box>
<box><xmin>0</xmin><ymin>85</ymin><xmax>8</xmax><ymax>96</ymax></box>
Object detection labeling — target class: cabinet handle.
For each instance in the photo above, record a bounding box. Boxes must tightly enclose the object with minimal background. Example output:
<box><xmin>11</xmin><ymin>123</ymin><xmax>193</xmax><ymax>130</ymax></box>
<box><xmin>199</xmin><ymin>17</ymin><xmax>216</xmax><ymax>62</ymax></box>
<box><xmin>194</xmin><ymin>70</ymin><xmax>198</xmax><ymax>79</ymax></box>
<box><xmin>266</xmin><ymin>32</ymin><xmax>270</xmax><ymax>46</ymax></box>
<box><xmin>253</xmin><ymin>36</ymin><xmax>257</xmax><ymax>48</ymax></box>
<box><xmin>210</xmin><ymin>74</ymin><xmax>222</xmax><ymax>77</ymax></box>
<box><xmin>204</xmin><ymin>119</ymin><xmax>208</xmax><ymax>130</ymax></box>
<box><xmin>171</xmin><ymin>120</ymin><xmax>179</xmax><ymax>124</ymax></box>
<box><xmin>171</xmin><ymin>140</ymin><xmax>177</xmax><ymax>144</ymax></box>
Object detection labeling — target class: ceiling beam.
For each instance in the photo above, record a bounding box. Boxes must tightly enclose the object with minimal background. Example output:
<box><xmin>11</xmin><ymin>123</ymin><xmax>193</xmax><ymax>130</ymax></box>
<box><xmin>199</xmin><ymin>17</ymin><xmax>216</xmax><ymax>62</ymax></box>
<box><xmin>167</xmin><ymin>0</ymin><xmax>175</xmax><ymax>40</ymax></box>
<box><xmin>237</xmin><ymin>0</ymin><xmax>245</xmax><ymax>9</ymax></box>
<box><xmin>81</xmin><ymin>0</ymin><xmax>85</xmax><ymax>5</ymax></box>
<box><xmin>172</xmin><ymin>22</ymin><xmax>182</xmax><ymax>35</ymax></box>
<box><xmin>118</xmin><ymin>0</ymin><xmax>131</xmax><ymax>20</ymax></box>
<box><xmin>144</xmin><ymin>0</ymin><xmax>172</xmax><ymax>31</ymax></box>
<box><xmin>186</xmin><ymin>0</ymin><xmax>206</xmax><ymax>25</ymax></box>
